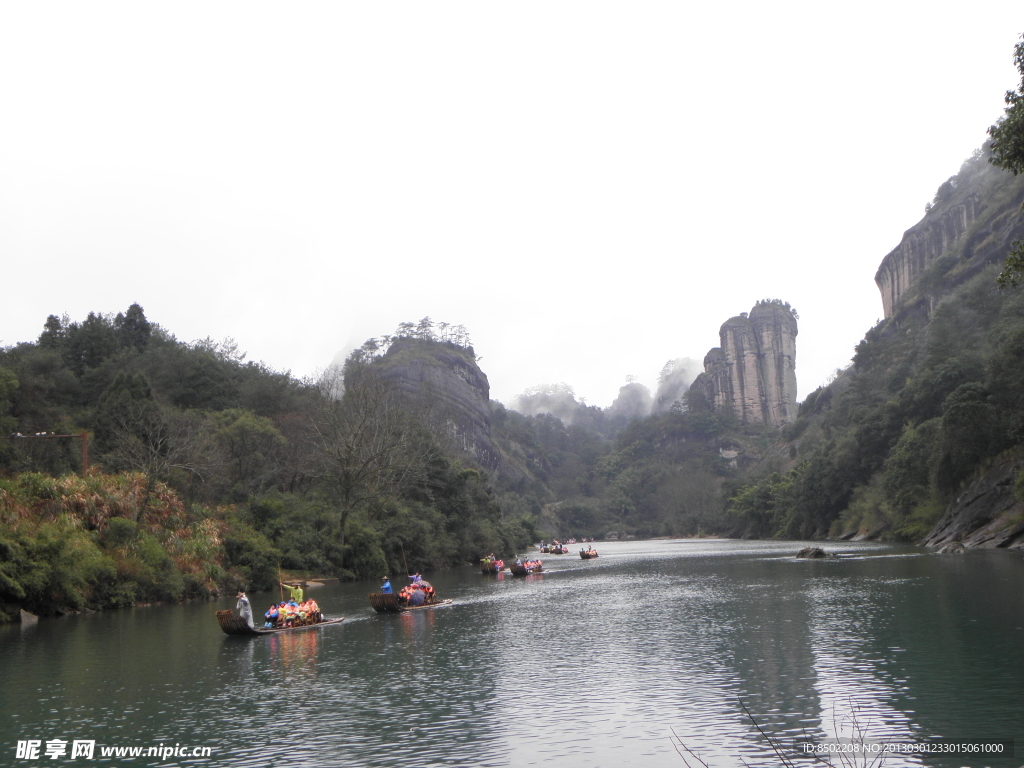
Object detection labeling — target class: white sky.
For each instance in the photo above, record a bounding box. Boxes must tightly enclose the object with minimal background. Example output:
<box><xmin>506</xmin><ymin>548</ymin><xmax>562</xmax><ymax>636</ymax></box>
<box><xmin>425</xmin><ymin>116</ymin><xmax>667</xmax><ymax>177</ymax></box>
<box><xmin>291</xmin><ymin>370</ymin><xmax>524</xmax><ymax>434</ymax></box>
<box><xmin>1</xmin><ymin>3</ymin><xmax>1021</xmax><ymax>408</ymax></box>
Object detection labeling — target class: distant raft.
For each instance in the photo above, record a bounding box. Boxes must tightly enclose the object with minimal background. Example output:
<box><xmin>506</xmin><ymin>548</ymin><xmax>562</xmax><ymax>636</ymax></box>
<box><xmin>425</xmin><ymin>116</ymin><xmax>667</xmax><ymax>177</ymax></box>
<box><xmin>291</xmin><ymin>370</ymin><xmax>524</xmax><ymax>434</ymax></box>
<box><xmin>368</xmin><ymin>580</ymin><xmax>453</xmax><ymax>613</ymax></box>
<box><xmin>215</xmin><ymin>610</ymin><xmax>344</xmax><ymax>636</ymax></box>
<box><xmin>579</xmin><ymin>548</ymin><xmax>599</xmax><ymax>559</ymax></box>
<box><xmin>480</xmin><ymin>557</ymin><xmax>505</xmax><ymax>574</ymax></box>
<box><xmin>508</xmin><ymin>560</ymin><xmax>543</xmax><ymax>575</ymax></box>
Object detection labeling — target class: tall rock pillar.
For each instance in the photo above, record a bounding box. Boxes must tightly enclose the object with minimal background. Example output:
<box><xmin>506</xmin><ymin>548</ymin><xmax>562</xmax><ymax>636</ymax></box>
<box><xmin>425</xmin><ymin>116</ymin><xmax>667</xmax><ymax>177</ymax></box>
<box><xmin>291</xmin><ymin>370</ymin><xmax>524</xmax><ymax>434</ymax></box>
<box><xmin>721</xmin><ymin>315</ymin><xmax>767</xmax><ymax>425</ymax></box>
<box><xmin>690</xmin><ymin>301</ymin><xmax>798</xmax><ymax>427</ymax></box>
<box><xmin>750</xmin><ymin>302</ymin><xmax>798</xmax><ymax>426</ymax></box>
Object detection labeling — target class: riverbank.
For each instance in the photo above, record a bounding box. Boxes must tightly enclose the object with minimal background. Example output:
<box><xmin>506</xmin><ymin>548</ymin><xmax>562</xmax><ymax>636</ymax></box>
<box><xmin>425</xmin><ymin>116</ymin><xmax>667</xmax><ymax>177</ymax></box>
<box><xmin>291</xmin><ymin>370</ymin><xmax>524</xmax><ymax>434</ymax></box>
<box><xmin>830</xmin><ymin>456</ymin><xmax>1024</xmax><ymax>551</ymax></box>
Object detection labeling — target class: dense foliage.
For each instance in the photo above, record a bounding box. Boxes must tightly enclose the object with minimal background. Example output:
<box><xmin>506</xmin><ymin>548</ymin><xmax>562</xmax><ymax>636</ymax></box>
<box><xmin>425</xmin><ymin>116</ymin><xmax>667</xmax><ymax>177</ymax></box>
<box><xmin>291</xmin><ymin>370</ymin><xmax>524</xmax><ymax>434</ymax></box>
<box><xmin>989</xmin><ymin>33</ymin><xmax>1024</xmax><ymax>287</ymax></box>
<box><xmin>9</xmin><ymin>38</ymin><xmax>1024</xmax><ymax>616</ymax></box>
<box><xmin>727</xmin><ymin>167</ymin><xmax>1024</xmax><ymax>541</ymax></box>
<box><xmin>489</xmin><ymin>388</ymin><xmax>737</xmax><ymax>540</ymax></box>
<box><xmin>0</xmin><ymin>472</ymin><xmax>224</xmax><ymax>616</ymax></box>
<box><xmin>0</xmin><ymin>310</ymin><xmax>534</xmax><ymax>619</ymax></box>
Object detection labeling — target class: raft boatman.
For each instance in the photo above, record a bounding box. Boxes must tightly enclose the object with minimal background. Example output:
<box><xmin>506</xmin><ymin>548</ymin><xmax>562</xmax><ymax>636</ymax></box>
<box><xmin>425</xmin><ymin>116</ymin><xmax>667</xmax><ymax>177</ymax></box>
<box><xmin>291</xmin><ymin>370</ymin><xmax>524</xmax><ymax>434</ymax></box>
<box><xmin>279</xmin><ymin>581</ymin><xmax>304</xmax><ymax>603</ymax></box>
<box><xmin>236</xmin><ymin>590</ymin><xmax>254</xmax><ymax>629</ymax></box>
<box><xmin>381</xmin><ymin>576</ymin><xmax>393</xmax><ymax>595</ymax></box>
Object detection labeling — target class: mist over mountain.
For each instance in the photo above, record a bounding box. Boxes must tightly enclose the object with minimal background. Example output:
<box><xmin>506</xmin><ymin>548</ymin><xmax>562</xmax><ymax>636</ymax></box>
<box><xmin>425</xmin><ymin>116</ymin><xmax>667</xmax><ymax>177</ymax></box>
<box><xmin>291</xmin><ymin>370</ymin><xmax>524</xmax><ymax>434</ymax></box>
<box><xmin>607</xmin><ymin>380</ymin><xmax>654</xmax><ymax>422</ymax></box>
<box><xmin>511</xmin><ymin>357</ymin><xmax>701</xmax><ymax>427</ymax></box>
<box><xmin>511</xmin><ymin>383</ymin><xmax>587</xmax><ymax>424</ymax></box>
<box><xmin>653</xmin><ymin>358</ymin><xmax>701</xmax><ymax>414</ymax></box>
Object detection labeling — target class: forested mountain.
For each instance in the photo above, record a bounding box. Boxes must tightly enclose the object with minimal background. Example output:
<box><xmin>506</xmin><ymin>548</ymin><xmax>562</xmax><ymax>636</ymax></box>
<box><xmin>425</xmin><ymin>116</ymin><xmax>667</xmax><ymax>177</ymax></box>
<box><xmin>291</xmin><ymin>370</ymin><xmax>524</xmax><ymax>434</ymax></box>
<box><xmin>491</xmin><ymin>141</ymin><xmax>1024</xmax><ymax>549</ymax></box>
<box><xmin>0</xmin><ymin>300</ymin><xmax>767</xmax><ymax>622</ymax></box>
<box><xmin>728</xmin><ymin>148</ymin><xmax>1024</xmax><ymax>547</ymax></box>
<box><xmin>6</xmin><ymin>148</ymin><xmax>1024</xmax><ymax>624</ymax></box>
<box><xmin>6</xmin><ymin>38</ymin><xmax>1024</xmax><ymax>619</ymax></box>
<box><xmin>0</xmin><ymin>314</ymin><xmax>537</xmax><ymax>619</ymax></box>
<box><xmin>6</xmin><ymin>149</ymin><xmax>1024</xmax><ymax>621</ymax></box>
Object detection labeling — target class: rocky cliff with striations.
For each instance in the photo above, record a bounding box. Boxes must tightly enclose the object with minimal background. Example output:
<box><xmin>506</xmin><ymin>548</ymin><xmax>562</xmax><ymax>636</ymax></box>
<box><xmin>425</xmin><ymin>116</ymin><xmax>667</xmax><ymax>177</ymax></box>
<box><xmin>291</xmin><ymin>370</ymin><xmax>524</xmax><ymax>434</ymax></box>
<box><xmin>368</xmin><ymin>338</ymin><xmax>502</xmax><ymax>472</ymax></box>
<box><xmin>921</xmin><ymin>457</ymin><xmax>1024</xmax><ymax>550</ymax></box>
<box><xmin>875</xmin><ymin>153</ymin><xmax>1024</xmax><ymax>319</ymax></box>
<box><xmin>365</xmin><ymin>338</ymin><xmax>545</xmax><ymax>483</ymax></box>
<box><xmin>690</xmin><ymin>300</ymin><xmax>798</xmax><ymax>427</ymax></box>
<box><xmin>857</xmin><ymin>152</ymin><xmax>1024</xmax><ymax>550</ymax></box>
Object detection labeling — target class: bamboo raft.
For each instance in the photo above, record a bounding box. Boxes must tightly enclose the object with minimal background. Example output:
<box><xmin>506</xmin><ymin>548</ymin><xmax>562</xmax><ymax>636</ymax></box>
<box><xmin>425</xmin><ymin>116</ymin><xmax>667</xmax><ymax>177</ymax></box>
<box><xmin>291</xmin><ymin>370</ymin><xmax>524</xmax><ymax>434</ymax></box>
<box><xmin>367</xmin><ymin>593</ymin><xmax>454</xmax><ymax>613</ymax></box>
<box><xmin>579</xmin><ymin>551</ymin><xmax>599</xmax><ymax>559</ymax></box>
<box><xmin>480</xmin><ymin>558</ymin><xmax>505</xmax><ymax>574</ymax></box>
<box><xmin>215</xmin><ymin>610</ymin><xmax>345</xmax><ymax>636</ymax></box>
<box><xmin>507</xmin><ymin>562</ymin><xmax>543</xmax><ymax>576</ymax></box>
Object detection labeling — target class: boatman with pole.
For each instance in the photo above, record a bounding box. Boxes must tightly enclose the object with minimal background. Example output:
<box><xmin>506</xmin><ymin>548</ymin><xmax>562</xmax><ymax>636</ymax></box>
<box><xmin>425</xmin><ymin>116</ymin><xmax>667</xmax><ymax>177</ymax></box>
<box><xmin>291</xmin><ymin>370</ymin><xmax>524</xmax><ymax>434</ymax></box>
<box><xmin>279</xmin><ymin>581</ymin><xmax>304</xmax><ymax>603</ymax></box>
<box><xmin>236</xmin><ymin>591</ymin><xmax>254</xmax><ymax>629</ymax></box>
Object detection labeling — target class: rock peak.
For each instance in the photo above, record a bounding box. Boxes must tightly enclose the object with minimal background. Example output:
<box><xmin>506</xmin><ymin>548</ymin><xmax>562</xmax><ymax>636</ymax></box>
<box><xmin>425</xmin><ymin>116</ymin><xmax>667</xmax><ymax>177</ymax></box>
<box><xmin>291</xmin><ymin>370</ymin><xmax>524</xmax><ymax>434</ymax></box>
<box><xmin>690</xmin><ymin>300</ymin><xmax>798</xmax><ymax>427</ymax></box>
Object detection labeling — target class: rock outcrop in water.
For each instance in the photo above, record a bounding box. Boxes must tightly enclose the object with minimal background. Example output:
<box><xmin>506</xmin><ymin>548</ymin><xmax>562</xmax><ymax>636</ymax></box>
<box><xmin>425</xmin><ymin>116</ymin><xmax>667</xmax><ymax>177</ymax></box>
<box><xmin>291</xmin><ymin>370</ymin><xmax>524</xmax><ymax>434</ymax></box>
<box><xmin>690</xmin><ymin>300</ymin><xmax>798</xmax><ymax>427</ymax></box>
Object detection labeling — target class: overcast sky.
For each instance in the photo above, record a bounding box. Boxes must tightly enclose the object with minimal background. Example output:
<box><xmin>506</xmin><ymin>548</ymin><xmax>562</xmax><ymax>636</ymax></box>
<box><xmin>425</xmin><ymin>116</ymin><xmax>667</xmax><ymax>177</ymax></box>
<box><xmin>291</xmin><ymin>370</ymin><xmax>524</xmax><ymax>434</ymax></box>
<box><xmin>2</xmin><ymin>3</ymin><xmax>1022</xmax><ymax>409</ymax></box>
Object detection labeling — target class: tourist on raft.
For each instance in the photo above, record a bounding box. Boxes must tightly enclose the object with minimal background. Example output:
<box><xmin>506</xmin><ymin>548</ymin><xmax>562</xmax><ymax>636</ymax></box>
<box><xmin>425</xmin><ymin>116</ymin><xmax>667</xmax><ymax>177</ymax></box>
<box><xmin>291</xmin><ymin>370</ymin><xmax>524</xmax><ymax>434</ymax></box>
<box><xmin>396</xmin><ymin>580</ymin><xmax>436</xmax><ymax>607</ymax></box>
<box><xmin>262</xmin><ymin>599</ymin><xmax>321</xmax><ymax>629</ymax></box>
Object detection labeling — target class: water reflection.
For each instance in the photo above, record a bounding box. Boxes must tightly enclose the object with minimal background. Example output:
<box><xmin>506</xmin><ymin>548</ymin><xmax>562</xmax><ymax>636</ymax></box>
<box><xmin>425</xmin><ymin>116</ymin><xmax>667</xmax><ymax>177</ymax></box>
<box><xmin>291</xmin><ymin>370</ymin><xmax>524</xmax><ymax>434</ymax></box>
<box><xmin>266</xmin><ymin>629</ymin><xmax>321</xmax><ymax>680</ymax></box>
<box><xmin>1</xmin><ymin>541</ymin><xmax>1021</xmax><ymax>767</ymax></box>
<box><xmin>807</xmin><ymin>574</ymin><xmax>924</xmax><ymax>763</ymax></box>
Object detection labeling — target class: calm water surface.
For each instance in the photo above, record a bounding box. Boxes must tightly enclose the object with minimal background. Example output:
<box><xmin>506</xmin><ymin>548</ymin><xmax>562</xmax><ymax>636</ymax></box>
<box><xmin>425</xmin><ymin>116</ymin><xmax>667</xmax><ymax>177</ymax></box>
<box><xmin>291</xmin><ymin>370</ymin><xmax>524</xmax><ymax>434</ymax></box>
<box><xmin>2</xmin><ymin>539</ymin><xmax>1022</xmax><ymax>767</ymax></box>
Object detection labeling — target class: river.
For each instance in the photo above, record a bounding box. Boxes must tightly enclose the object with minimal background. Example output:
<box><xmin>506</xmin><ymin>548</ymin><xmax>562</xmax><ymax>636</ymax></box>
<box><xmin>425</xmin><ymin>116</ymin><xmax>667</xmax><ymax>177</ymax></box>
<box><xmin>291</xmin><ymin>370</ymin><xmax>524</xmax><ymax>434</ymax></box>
<box><xmin>1</xmin><ymin>539</ymin><xmax>1022</xmax><ymax>767</ymax></box>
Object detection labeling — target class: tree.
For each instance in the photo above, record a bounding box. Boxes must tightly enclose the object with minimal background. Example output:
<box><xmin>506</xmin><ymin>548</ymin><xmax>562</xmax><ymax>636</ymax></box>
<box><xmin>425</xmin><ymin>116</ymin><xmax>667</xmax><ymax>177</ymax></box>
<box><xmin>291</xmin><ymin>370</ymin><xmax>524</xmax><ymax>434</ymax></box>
<box><xmin>987</xmin><ymin>326</ymin><xmax>1024</xmax><ymax>444</ymax></box>
<box><xmin>307</xmin><ymin>366</ymin><xmax>429</xmax><ymax>569</ymax></box>
<box><xmin>729</xmin><ymin>472</ymin><xmax>795</xmax><ymax>538</ymax></box>
<box><xmin>210</xmin><ymin>408</ymin><xmax>287</xmax><ymax>498</ymax></box>
<box><xmin>988</xmin><ymin>34</ymin><xmax>1024</xmax><ymax>286</ymax></box>
<box><xmin>0</xmin><ymin>368</ymin><xmax>17</xmax><ymax>434</ymax></box>
<box><xmin>654</xmin><ymin>468</ymin><xmax>723</xmax><ymax>535</ymax></box>
<box><xmin>937</xmin><ymin>382</ymin><xmax>999</xmax><ymax>492</ymax></box>
<box><xmin>63</xmin><ymin>312</ymin><xmax>119</xmax><ymax>376</ymax></box>
<box><xmin>882</xmin><ymin>423</ymin><xmax>938</xmax><ymax>517</ymax></box>
<box><xmin>38</xmin><ymin>315</ymin><xmax>66</xmax><ymax>349</ymax></box>
<box><xmin>94</xmin><ymin>373</ymin><xmax>165</xmax><ymax>462</ymax></box>
<box><xmin>94</xmin><ymin>373</ymin><xmax>210</xmax><ymax>516</ymax></box>
<box><xmin>114</xmin><ymin>303</ymin><xmax>152</xmax><ymax>352</ymax></box>
<box><xmin>415</xmin><ymin>316</ymin><xmax>435</xmax><ymax>340</ymax></box>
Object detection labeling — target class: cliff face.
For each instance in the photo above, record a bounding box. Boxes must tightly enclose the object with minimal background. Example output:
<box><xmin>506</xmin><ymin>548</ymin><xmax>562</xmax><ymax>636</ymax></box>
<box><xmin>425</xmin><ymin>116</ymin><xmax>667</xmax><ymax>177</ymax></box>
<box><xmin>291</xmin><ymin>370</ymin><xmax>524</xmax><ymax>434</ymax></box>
<box><xmin>370</xmin><ymin>339</ymin><xmax>504</xmax><ymax>473</ymax></box>
<box><xmin>875</xmin><ymin>155</ymin><xmax>1024</xmax><ymax>318</ymax></box>
<box><xmin>921</xmin><ymin>458</ymin><xmax>1024</xmax><ymax>550</ymax></box>
<box><xmin>691</xmin><ymin>301</ymin><xmax>798</xmax><ymax>427</ymax></box>
<box><xmin>875</xmin><ymin>194</ymin><xmax>983</xmax><ymax>317</ymax></box>
<box><xmin>854</xmin><ymin>153</ymin><xmax>1024</xmax><ymax>551</ymax></box>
